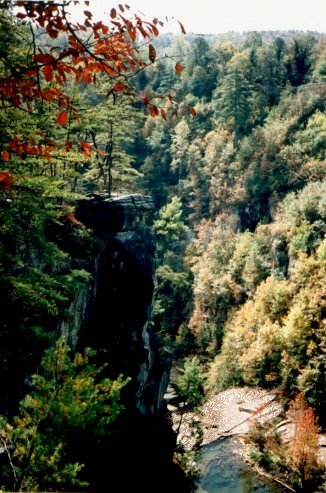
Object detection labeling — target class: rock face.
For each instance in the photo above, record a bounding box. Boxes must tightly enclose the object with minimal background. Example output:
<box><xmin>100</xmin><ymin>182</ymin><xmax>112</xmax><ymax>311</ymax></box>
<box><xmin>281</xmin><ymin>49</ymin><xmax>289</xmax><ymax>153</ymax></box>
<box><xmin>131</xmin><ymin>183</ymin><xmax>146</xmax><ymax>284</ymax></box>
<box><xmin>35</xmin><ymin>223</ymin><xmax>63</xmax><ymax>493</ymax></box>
<box><xmin>67</xmin><ymin>193</ymin><xmax>168</xmax><ymax>416</ymax></box>
<box><xmin>77</xmin><ymin>193</ymin><xmax>154</xmax><ymax>234</ymax></box>
<box><xmin>68</xmin><ymin>194</ymin><xmax>189</xmax><ymax>492</ymax></box>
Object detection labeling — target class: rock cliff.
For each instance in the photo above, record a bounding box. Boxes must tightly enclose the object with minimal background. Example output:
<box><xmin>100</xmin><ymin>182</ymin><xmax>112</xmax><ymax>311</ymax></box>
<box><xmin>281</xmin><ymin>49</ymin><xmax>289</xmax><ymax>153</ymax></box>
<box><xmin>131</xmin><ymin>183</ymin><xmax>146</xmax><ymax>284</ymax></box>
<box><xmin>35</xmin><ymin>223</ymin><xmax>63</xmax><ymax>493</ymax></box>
<box><xmin>61</xmin><ymin>193</ymin><xmax>168</xmax><ymax>416</ymax></box>
<box><xmin>70</xmin><ymin>194</ymin><xmax>188</xmax><ymax>492</ymax></box>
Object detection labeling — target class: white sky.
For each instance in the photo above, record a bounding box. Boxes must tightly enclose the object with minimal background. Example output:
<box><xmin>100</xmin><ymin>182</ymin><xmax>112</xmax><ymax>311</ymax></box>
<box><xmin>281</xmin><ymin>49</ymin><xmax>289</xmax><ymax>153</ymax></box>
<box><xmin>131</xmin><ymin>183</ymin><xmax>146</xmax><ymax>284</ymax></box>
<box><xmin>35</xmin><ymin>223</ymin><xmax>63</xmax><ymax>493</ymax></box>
<box><xmin>70</xmin><ymin>0</ymin><xmax>326</xmax><ymax>33</ymax></box>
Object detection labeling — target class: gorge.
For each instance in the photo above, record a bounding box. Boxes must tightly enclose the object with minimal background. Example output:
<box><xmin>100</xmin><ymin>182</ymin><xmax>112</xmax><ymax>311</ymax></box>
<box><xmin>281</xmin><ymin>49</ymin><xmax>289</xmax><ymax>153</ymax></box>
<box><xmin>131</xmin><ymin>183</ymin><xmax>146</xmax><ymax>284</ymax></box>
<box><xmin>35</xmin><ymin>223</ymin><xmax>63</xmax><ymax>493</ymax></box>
<box><xmin>0</xmin><ymin>4</ymin><xmax>325</xmax><ymax>491</ymax></box>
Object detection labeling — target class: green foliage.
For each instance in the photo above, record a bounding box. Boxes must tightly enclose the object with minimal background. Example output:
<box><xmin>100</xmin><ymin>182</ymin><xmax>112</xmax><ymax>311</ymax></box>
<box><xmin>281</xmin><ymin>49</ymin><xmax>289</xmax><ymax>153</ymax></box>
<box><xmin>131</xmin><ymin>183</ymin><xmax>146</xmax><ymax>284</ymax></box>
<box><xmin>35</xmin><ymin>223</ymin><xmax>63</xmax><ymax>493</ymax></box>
<box><xmin>152</xmin><ymin>197</ymin><xmax>192</xmax><ymax>343</ymax></box>
<box><xmin>203</xmin><ymin>180</ymin><xmax>325</xmax><ymax>405</ymax></box>
<box><xmin>0</xmin><ymin>180</ymin><xmax>101</xmax><ymax>412</ymax></box>
<box><xmin>0</xmin><ymin>24</ymin><xmax>325</xmax><ymax>489</ymax></box>
<box><xmin>213</xmin><ymin>52</ymin><xmax>254</xmax><ymax>144</ymax></box>
<box><xmin>285</xmin><ymin>35</ymin><xmax>316</xmax><ymax>87</ymax></box>
<box><xmin>190</xmin><ymin>215</ymin><xmax>271</xmax><ymax>353</ymax></box>
<box><xmin>0</xmin><ymin>339</ymin><xmax>129</xmax><ymax>491</ymax></box>
<box><xmin>154</xmin><ymin>196</ymin><xmax>189</xmax><ymax>254</ymax></box>
<box><xmin>138</xmin><ymin>118</ymin><xmax>174</xmax><ymax>207</ymax></box>
<box><xmin>175</xmin><ymin>356</ymin><xmax>205</xmax><ymax>409</ymax></box>
<box><xmin>81</xmin><ymin>89</ymin><xmax>146</xmax><ymax>195</ymax></box>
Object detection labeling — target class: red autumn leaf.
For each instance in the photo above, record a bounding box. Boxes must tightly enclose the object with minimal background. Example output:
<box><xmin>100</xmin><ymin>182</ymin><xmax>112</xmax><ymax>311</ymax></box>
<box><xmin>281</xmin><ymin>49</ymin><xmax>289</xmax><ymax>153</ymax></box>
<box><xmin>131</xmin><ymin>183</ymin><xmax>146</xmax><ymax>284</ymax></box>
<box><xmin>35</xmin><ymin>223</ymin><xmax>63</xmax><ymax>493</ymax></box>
<box><xmin>0</xmin><ymin>170</ymin><xmax>14</xmax><ymax>190</ymax></box>
<box><xmin>84</xmin><ymin>10</ymin><xmax>92</xmax><ymax>18</ymax></box>
<box><xmin>65</xmin><ymin>141</ymin><xmax>73</xmax><ymax>151</ymax></box>
<box><xmin>149</xmin><ymin>44</ymin><xmax>156</xmax><ymax>63</ymax></box>
<box><xmin>67</xmin><ymin>210</ymin><xmax>83</xmax><ymax>226</ymax></box>
<box><xmin>42</xmin><ymin>65</ymin><xmax>54</xmax><ymax>82</ymax></box>
<box><xmin>1</xmin><ymin>150</ymin><xmax>10</xmax><ymax>162</ymax></box>
<box><xmin>103</xmin><ymin>65</ymin><xmax>117</xmax><ymax>77</ymax></box>
<box><xmin>138</xmin><ymin>92</ymin><xmax>149</xmax><ymax>105</ymax></box>
<box><xmin>137</xmin><ymin>24</ymin><xmax>148</xmax><ymax>38</ymax></box>
<box><xmin>47</xmin><ymin>29</ymin><xmax>59</xmax><ymax>39</ymax></box>
<box><xmin>34</xmin><ymin>53</ymin><xmax>55</xmax><ymax>64</ymax></box>
<box><xmin>95</xmin><ymin>148</ymin><xmax>105</xmax><ymax>156</ymax></box>
<box><xmin>189</xmin><ymin>106</ymin><xmax>196</xmax><ymax>117</ymax></box>
<box><xmin>79</xmin><ymin>141</ymin><xmax>92</xmax><ymax>158</ymax></box>
<box><xmin>118</xmin><ymin>4</ymin><xmax>125</xmax><ymax>13</ymax></box>
<box><xmin>151</xmin><ymin>24</ymin><xmax>159</xmax><ymax>37</ymax></box>
<box><xmin>112</xmin><ymin>81</ymin><xmax>127</xmax><ymax>92</ymax></box>
<box><xmin>110</xmin><ymin>8</ymin><xmax>117</xmax><ymax>18</ymax></box>
<box><xmin>57</xmin><ymin>111</ymin><xmax>68</xmax><ymax>126</ymax></box>
<box><xmin>11</xmin><ymin>96</ymin><xmax>20</xmax><ymax>107</ymax></box>
<box><xmin>178</xmin><ymin>20</ymin><xmax>186</xmax><ymax>34</ymax></box>
<box><xmin>149</xmin><ymin>105</ymin><xmax>159</xmax><ymax>117</ymax></box>
<box><xmin>37</xmin><ymin>144</ymin><xmax>44</xmax><ymax>155</ymax></box>
<box><xmin>129</xmin><ymin>27</ymin><xmax>136</xmax><ymax>41</ymax></box>
<box><xmin>175</xmin><ymin>62</ymin><xmax>183</xmax><ymax>75</ymax></box>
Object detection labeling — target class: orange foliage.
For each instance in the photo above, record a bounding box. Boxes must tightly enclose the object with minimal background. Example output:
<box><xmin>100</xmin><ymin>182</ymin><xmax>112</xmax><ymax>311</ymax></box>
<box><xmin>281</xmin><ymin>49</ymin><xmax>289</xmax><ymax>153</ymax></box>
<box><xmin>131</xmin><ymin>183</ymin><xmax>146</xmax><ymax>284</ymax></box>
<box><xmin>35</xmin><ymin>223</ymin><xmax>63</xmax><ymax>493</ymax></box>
<box><xmin>287</xmin><ymin>394</ymin><xmax>320</xmax><ymax>482</ymax></box>
<box><xmin>0</xmin><ymin>1</ymin><xmax>186</xmax><ymax>163</ymax></box>
<box><xmin>0</xmin><ymin>170</ymin><xmax>15</xmax><ymax>190</ymax></box>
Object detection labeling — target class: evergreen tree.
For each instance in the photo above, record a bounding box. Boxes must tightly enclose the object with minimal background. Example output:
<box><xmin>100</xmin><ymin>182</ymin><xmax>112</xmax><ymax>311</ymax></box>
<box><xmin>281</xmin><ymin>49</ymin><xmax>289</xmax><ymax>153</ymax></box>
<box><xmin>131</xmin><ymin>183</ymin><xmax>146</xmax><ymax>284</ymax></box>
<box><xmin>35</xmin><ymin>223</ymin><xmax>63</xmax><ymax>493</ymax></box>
<box><xmin>85</xmin><ymin>89</ymin><xmax>145</xmax><ymax>195</ymax></box>
<box><xmin>153</xmin><ymin>197</ymin><xmax>192</xmax><ymax>341</ymax></box>
<box><xmin>0</xmin><ymin>339</ymin><xmax>129</xmax><ymax>491</ymax></box>
<box><xmin>214</xmin><ymin>53</ymin><xmax>253</xmax><ymax>146</ymax></box>
<box><xmin>285</xmin><ymin>35</ymin><xmax>316</xmax><ymax>87</ymax></box>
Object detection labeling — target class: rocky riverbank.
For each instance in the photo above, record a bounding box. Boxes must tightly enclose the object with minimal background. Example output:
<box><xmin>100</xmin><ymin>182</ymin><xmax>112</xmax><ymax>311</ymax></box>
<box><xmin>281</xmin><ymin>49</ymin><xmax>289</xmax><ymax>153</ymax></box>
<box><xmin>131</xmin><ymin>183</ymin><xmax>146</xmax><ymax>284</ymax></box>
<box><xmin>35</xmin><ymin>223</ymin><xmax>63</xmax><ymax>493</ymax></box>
<box><xmin>170</xmin><ymin>387</ymin><xmax>283</xmax><ymax>449</ymax></box>
<box><xmin>168</xmin><ymin>386</ymin><xmax>325</xmax><ymax>492</ymax></box>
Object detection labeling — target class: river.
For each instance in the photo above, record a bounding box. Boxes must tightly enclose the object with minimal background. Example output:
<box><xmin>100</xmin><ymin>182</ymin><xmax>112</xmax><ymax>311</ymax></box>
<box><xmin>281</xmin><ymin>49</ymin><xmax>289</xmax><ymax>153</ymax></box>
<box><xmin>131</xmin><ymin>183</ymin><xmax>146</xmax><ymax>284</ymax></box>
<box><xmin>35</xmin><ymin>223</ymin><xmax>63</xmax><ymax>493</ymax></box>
<box><xmin>196</xmin><ymin>437</ymin><xmax>286</xmax><ymax>493</ymax></box>
<box><xmin>170</xmin><ymin>387</ymin><xmax>289</xmax><ymax>492</ymax></box>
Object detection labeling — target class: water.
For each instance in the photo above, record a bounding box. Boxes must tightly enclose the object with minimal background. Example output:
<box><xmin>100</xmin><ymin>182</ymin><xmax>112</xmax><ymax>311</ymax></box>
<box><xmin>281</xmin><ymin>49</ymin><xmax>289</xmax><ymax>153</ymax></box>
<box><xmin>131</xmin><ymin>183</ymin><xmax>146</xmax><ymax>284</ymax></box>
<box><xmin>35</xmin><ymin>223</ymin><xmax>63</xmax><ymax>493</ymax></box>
<box><xmin>196</xmin><ymin>437</ymin><xmax>285</xmax><ymax>493</ymax></box>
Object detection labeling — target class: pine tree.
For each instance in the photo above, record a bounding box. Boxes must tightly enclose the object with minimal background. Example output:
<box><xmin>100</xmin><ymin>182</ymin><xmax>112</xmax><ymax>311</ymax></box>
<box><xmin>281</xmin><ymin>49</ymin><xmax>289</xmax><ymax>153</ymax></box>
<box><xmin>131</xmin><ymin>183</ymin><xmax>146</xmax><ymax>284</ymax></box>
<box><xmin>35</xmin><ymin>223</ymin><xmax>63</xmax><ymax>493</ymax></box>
<box><xmin>0</xmin><ymin>339</ymin><xmax>129</xmax><ymax>491</ymax></box>
<box><xmin>214</xmin><ymin>53</ymin><xmax>253</xmax><ymax>146</ymax></box>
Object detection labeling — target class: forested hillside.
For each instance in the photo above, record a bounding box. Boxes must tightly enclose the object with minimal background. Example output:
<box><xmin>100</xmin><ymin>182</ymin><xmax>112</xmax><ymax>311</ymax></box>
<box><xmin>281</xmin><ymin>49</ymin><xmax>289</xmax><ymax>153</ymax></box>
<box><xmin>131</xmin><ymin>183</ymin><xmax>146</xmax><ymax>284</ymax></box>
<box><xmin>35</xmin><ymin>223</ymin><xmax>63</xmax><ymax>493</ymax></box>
<box><xmin>0</xmin><ymin>0</ymin><xmax>325</xmax><ymax>490</ymax></box>
<box><xmin>140</xmin><ymin>30</ymin><xmax>325</xmax><ymax>416</ymax></box>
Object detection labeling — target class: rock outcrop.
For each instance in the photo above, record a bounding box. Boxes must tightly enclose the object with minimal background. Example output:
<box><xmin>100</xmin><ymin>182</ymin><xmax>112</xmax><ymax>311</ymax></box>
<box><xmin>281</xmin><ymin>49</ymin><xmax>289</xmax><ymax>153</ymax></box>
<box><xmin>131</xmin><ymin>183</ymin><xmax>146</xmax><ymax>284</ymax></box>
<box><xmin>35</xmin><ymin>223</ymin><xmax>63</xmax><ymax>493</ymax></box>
<box><xmin>67</xmin><ymin>194</ymin><xmax>189</xmax><ymax>492</ymax></box>
<box><xmin>61</xmin><ymin>193</ymin><xmax>168</xmax><ymax>416</ymax></box>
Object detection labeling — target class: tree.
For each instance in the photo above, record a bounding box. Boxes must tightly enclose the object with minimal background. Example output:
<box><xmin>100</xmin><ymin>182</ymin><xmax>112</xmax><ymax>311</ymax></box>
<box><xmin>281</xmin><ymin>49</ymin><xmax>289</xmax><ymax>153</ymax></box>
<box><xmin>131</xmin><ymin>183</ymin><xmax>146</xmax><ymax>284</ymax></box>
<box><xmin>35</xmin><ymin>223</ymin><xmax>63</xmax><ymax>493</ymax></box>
<box><xmin>214</xmin><ymin>52</ymin><xmax>253</xmax><ymax>146</ymax></box>
<box><xmin>0</xmin><ymin>339</ymin><xmax>129</xmax><ymax>491</ymax></box>
<box><xmin>170</xmin><ymin>120</ymin><xmax>191</xmax><ymax>186</ymax></box>
<box><xmin>85</xmin><ymin>89</ymin><xmax>145</xmax><ymax>195</ymax></box>
<box><xmin>174</xmin><ymin>356</ymin><xmax>205</xmax><ymax>436</ymax></box>
<box><xmin>175</xmin><ymin>356</ymin><xmax>205</xmax><ymax>409</ymax></box>
<box><xmin>153</xmin><ymin>196</ymin><xmax>189</xmax><ymax>256</ymax></box>
<box><xmin>285</xmin><ymin>35</ymin><xmax>316</xmax><ymax>87</ymax></box>
<box><xmin>0</xmin><ymin>0</ymin><xmax>188</xmax><ymax>168</ymax></box>
<box><xmin>152</xmin><ymin>196</ymin><xmax>192</xmax><ymax>339</ymax></box>
<box><xmin>186</xmin><ymin>37</ymin><xmax>217</xmax><ymax>99</ymax></box>
<box><xmin>287</xmin><ymin>394</ymin><xmax>320</xmax><ymax>489</ymax></box>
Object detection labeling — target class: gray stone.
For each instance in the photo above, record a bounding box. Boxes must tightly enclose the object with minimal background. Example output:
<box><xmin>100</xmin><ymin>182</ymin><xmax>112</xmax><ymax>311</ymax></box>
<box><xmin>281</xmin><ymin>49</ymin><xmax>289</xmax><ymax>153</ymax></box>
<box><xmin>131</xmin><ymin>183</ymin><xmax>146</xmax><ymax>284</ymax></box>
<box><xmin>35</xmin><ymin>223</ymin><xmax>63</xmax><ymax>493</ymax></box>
<box><xmin>164</xmin><ymin>392</ymin><xmax>178</xmax><ymax>402</ymax></box>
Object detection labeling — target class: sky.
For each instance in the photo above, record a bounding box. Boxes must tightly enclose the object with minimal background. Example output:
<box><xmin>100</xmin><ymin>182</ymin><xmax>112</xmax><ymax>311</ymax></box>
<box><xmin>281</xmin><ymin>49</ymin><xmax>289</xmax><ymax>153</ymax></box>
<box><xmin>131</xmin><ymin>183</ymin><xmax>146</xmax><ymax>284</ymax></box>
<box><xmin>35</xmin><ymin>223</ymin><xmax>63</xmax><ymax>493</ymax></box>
<box><xmin>70</xmin><ymin>0</ymin><xmax>326</xmax><ymax>34</ymax></box>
